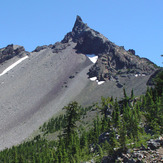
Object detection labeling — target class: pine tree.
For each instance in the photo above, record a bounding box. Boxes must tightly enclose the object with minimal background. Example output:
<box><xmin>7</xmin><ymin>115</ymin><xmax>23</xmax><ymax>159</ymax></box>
<box><xmin>131</xmin><ymin>89</ymin><xmax>134</xmax><ymax>99</ymax></box>
<box><xmin>14</xmin><ymin>147</ymin><xmax>19</xmax><ymax>163</ymax></box>
<box><xmin>100</xmin><ymin>96</ymin><xmax>109</xmax><ymax>118</ymax></box>
<box><xmin>93</xmin><ymin>116</ymin><xmax>101</xmax><ymax>143</ymax></box>
<box><xmin>119</xmin><ymin>119</ymin><xmax>127</xmax><ymax>151</ymax></box>
<box><xmin>154</xmin><ymin>70</ymin><xmax>163</xmax><ymax>96</ymax></box>
<box><xmin>112</xmin><ymin>98</ymin><xmax>120</xmax><ymax>128</ymax></box>
<box><xmin>101</xmin><ymin>117</ymin><xmax>109</xmax><ymax>132</ymax></box>
<box><xmin>80</xmin><ymin>129</ymin><xmax>88</xmax><ymax>148</ymax></box>
<box><xmin>123</xmin><ymin>88</ymin><xmax>127</xmax><ymax>99</ymax></box>
<box><xmin>62</xmin><ymin>148</ymin><xmax>69</xmax><ymax>163</ymax></box>
<box><xmin>109</xmin><ymin>128</ymin><xmax>117</xmax><ymax>149</ymax></box>
<box><xmin>63</xmin><ymin>101</ymin><xmax>80</xmax><ymax>144</ymax></box>
<box><xmin>97</xmin><ymin>144</ymin><xmax>103</xmax><ymax>160</ymax></box>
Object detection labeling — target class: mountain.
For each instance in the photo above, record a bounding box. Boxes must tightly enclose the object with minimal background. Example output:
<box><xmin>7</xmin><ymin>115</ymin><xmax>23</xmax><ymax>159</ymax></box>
<box><xmin>0</xmin><ymin>16</ymin><xmax>159</xmax><ymax>150</ymax></box>
<box><xmin>62</xmin><ymin>16</ymin><xmax>156</xmax><ymax>81</ymax></box>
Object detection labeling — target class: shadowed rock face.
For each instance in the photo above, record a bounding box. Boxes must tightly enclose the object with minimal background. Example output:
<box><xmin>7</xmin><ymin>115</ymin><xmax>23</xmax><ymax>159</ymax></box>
<box><xmin>62</xmin><ymin>16</ymin><xmax>157</xmax><ymax>81</ymax></box>
<box><xmin>0</xmin><ymin>44</ymin><xmax>27</xmax><ymax>63</ymax></box>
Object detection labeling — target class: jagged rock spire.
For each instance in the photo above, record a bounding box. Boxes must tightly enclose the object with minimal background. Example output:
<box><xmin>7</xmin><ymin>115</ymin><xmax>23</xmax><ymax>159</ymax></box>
<box><xmin>72</xmin><ymin>15</ymin><xmax>88</xmax><ymax>34</ymax></box>
<box><xmin>61</xmin><ymin>15</ymin><xmax>88</xmax><ymax>43</ymax></box>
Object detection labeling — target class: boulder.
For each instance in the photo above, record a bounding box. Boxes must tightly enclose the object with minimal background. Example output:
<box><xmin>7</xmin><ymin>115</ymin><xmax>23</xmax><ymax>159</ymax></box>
<box><xmin>148</xmin><ymin>139</ymin><xmax>161</xmax><ymax>150</ymax></box>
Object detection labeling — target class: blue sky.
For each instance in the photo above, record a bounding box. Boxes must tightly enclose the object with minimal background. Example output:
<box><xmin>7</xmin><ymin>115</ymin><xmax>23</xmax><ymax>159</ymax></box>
<box><xmin>0</xmin><ymin>0</ymin><xmax>162</xmax><ymax>66</ymax></box>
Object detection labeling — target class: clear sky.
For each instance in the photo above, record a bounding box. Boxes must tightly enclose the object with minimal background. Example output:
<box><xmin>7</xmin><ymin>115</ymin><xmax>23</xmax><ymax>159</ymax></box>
<box><xmin>0</xmin><ymin>0</ymin><xmax>162</xmax><ymax>66</ymax></box>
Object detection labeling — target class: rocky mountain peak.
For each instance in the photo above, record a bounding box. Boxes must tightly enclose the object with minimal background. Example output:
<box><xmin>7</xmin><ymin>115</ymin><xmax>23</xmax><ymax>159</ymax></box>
<box><xmin>62</xmin><ymin>15</ymin><xmax>88</xmax><ymax>43</ymax></box>
<box><xmin>72</xmin><ymin>15</ymin><xmax>88</xmax><ymax>34</ymax></box>
<box><xmin>62</xmin><ymin>16</ymin><xmax>110</xmax><ymax>52</ymax></box>
<box><xmin>62</xmin><ymin>16</ymin><xmax>158</xmax><ymax>81</ymax></box>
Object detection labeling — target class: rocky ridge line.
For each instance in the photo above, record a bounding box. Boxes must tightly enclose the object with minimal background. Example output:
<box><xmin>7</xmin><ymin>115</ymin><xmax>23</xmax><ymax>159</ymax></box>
<box><xmin>62</xmin><ymin>16</ymin><xmax>158</xmax><ymax>81</ymax></box>
<box><xmin>1</xmin><ymin>16</ymin><xmax>158</xmax><ymax>82</ymax></box>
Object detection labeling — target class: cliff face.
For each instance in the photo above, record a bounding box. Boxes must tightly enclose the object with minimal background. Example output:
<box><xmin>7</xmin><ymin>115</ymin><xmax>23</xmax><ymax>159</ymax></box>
<box><xmin>62</xmin><ymin>16</ymin><xmax>157</xmax><ymax>81</ymax></box>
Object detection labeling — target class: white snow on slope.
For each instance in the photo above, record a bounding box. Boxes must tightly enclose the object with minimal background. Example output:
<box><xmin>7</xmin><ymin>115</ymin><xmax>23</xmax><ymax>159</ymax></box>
<box><xmin>86</xmin><ymin>54</ymin><xmax>98</xmax><ymax>63</ymax></box>
<box><xmin>89</xmin><ymin>77</ymin><xmax>105</xmax><ymax>85</ymax></box>
<box><xmin>135</xmin><ymin>74</ymin><xmax>138</xmax><ymax>77</ymax></box>
<box><xmin>0</xmin><ymin>56</ymin><xmax>29</xmax><ymax>77</ymax></box>
<box><xmin>97</xmin><ymin>80</ymin><xmax>105</xmax><ymax>85</ymax></box>
<box><xmin>135</xmin><ymin>74</ymin><xmax>146</xmax><ymax>77</ymax></box>
<box><xmin>89</xmin><ymin>77</ymin><xmax>97</xmax><ymax>81</ymax></box>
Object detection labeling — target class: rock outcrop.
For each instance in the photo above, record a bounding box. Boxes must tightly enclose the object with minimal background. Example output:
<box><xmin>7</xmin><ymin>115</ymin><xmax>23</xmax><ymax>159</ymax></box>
<box><xmin>0</xmin><ymin>44</ymin><xmax>27</xmax><ymax>63</ymax></box>
<box><xmin>62</xmin><ymin>16</ymin><xmax>158</xmax><ymax>81</ymax></box>
<box><xmin>102</xmin><ymin>137</ymin><xmax>163</xmax><ymax>163</ymax></box>
<box><xmin>33</xmin><ymin>45</ymin><xmax>49</xmax><ymax>52</ymax></box>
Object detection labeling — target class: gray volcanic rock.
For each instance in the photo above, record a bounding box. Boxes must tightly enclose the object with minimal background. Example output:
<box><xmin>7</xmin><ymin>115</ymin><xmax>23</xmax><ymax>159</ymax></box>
<box><xmin>52</xmin><ymin>42</ymin><xmax>70</xmax><ymax>53</ymax></box>
<box><xmin>33</xmin><ymin>45</ymin><xmax>49</xmax><ymax>52</ymax></box>
<box><xmin>0</xmin><ymin>42</ymin><xmax>92</xmax><ymax>150</ymax></box>
<box><xmin>0</xmin><ymin>44</ymin><xmax>27</xmax><ymax>63</ymax></box>
<box><xmin>128</xmin><ymin>49</ymin><xmax>135</xmax><ymax>55</ymax></box>
<box><xmin>62</xmin><ymin>16</ymin><xmax>157</xmax><ymax>81</ymax></box>
<box><xmin>62</xmin><ymin>15</ymin><xmax>89</xmax><ymax>43</ymax></box>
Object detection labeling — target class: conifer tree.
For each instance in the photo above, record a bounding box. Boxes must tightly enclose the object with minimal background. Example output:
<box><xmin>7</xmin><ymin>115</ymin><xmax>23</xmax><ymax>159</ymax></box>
<box><xmin>109</xmin><ymin>128</ymin><xmax>117</xmax><ymax>149</ymax></box>
<box><xmin>97</xmin><ymin>144</ymin><xmax>103</xmax><ymax>160</ymax></box>
<box><xmin>93</xmin><ymin>116</ymin><xmax>101</xmax><ymax>143</ymax></box>
<box><xmin>63</xmin><ymin>101</ymin><xmax>80</xmax><ymax>144</ymax></box>
<box><xmin>80</xmin><ymin>129</ymin><xmax>88</xmax><ymax>149</ymax></box>
<box><xmin>154</xmin><ymin>70</ymin><xmax>163</xmax><ymax>96</ymax></box>
<box><xmin>112</xmin><ymin>98</ymin><xmax>120</xmax><ymax>128</ymax></box>
<box><xmin>123</xmin><ymin>88</ymin><xmax>127</xmax><ymax>99</ymax></box>
<box><xmin>119</xmin><ymin>119</ymin><xmax>127</xmax><ymax>151</ymax></box>
<box><xmin>101</xmin><ymin>117</ymin><xmax>109</xmax><ymax>132</ymax></box>
<box><xmin>131</xmin><ymin>89</ymin><xmax>134</xmax><ymax>99</ymax></box>
<box><xmin>100</xmin><ymin>96</ymin><xmax>109</xmax><ymax>118</ymax></box>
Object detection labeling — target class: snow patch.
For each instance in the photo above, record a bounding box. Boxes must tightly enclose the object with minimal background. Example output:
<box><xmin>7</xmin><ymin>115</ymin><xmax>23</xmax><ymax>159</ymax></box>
<box><xmin>86</xmin><ymin>54</ymin><xmax>98</xmax><ymax>63</ymax></box>
<box><xmin>89</xmin><ymin>77</ymin><xmax>105</xmax><ymax>85</ymax></box>
<box><xmin>89</xmin><ymin>77</ymin><xmax>97</xmax><ymax>81</ymax></box>
<box><xmin>135</xmin><ymin>74</ymin><xmax>146</xmax><ymax>77</ymax></box>
<box><xmin>0</xmin><ymin>56</ymin><xmax>29</xmax><ymax>77</ymax></box>
<box><xmin>97</xmin><ymin>80</ymin><xmax>105</xmax><ymax>85</ymax></box>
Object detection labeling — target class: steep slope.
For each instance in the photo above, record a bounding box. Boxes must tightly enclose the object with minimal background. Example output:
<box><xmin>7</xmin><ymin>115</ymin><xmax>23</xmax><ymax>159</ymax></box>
<box><xmin>0</xmin><ymin>16</ymin><xmax>158</xmax><ymax>150</ymax></box>
<box><xmin>0</xmin><ymin>42</ymin><xmax>92</xmax><ymax>150</ymax></box>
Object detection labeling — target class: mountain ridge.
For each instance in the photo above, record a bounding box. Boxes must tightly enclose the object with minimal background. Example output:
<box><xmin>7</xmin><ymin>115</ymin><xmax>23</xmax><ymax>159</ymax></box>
<box><xmin>62</xmin><ymin>16</ymin><xmax>157</xmax><ymax>81</ymax></box>
<box><xmin>32</xmin><ymin>15</ymin><xmax>158</xmax><ymax>81</ymax></box>
<box><xmin>0</xmin><ymin>15</ymin><xmax>160</xmax><ymax>150</ymax></box>
<box><xmin>0</xmin><ymin>15</ymin><xmax>158</xmax><ymax>79</ymax></box>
